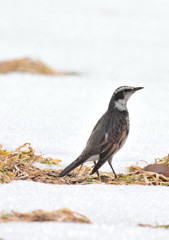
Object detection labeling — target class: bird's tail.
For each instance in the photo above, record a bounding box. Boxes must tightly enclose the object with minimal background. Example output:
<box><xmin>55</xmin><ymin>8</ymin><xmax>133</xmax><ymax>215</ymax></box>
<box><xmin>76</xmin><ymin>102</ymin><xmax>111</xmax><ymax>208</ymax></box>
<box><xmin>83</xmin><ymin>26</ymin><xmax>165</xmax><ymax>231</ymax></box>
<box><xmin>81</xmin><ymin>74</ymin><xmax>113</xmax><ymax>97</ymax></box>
<box><xmin>59</xmin><ymin>156</ymin><xmax>86</xmax><ymax>177</ymax></box>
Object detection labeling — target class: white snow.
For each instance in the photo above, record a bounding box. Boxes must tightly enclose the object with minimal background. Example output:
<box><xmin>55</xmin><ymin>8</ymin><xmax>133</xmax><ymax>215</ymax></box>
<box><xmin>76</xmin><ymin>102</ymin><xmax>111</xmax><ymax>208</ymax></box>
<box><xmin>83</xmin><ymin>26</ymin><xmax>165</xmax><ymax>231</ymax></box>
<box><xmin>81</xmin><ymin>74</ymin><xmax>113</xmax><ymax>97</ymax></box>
<box><xmin>1</xmin><ymin>182</ymin><xmax>169</xmax><ymax>240</ymax></box>
<box><xmin>0</xmin><ymin>0</ymin><xmax>169</xmax><ymax>239</ymax></box>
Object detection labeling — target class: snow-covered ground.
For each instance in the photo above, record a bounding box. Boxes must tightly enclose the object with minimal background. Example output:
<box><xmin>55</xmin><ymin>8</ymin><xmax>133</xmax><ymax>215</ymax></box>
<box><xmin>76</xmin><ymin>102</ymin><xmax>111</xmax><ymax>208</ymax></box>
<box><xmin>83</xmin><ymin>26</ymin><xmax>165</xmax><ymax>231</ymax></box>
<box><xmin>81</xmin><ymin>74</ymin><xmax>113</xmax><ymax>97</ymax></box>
<box><xmin>0</xmin><ymin>0</ymin><xmax>169</xmax><ymax>239</ymax></box>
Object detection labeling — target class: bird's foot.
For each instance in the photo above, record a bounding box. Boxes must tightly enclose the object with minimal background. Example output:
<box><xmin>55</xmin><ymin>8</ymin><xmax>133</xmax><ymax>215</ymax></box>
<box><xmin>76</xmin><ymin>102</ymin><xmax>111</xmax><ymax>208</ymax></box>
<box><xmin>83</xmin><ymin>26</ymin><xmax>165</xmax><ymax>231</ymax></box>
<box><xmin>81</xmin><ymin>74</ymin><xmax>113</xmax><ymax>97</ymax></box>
<box><xmin>114</xmin><ymin>173</ymin><xmax>117</xmax><ymax>179</ymax></box>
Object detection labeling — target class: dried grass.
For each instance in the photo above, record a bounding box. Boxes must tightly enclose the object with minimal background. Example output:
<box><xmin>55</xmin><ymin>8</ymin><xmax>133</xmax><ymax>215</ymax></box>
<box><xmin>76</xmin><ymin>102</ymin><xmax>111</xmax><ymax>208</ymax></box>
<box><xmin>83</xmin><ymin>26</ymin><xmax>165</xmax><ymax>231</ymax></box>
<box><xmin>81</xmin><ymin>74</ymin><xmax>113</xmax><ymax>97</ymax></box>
<box><xmin>0</xmin><ymin>208</ymin><xmax>91</xmax><ymax>223</ymax></box>
<box><xmin>0</xmin><ymin>58</ymin><xmax>79</xmax><ymax>75</ymax></box>
<box><xmin>138</xmin><ymin>223</ymin><xmax>169</xmax><ymax>229</ymax></box>
<box><xmin>0</xmin><ymin>143</ymin><xmax>169</xmax><ymax>186</ymax></box>
<box><xmin>0</xmin><ymin>143</ymin><xmax>62</xmax><ymax>184</ymax></box>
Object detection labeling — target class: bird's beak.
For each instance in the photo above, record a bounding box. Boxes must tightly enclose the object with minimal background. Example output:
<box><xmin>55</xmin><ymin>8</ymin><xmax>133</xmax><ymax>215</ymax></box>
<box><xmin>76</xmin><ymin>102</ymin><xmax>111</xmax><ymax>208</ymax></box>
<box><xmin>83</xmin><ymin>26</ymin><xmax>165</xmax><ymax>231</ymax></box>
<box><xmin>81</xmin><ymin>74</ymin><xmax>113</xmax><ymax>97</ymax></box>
<box><xmin>133</xmin><ymin>87</ymin><xmax>144</xmax><ymax>92</ymax></box>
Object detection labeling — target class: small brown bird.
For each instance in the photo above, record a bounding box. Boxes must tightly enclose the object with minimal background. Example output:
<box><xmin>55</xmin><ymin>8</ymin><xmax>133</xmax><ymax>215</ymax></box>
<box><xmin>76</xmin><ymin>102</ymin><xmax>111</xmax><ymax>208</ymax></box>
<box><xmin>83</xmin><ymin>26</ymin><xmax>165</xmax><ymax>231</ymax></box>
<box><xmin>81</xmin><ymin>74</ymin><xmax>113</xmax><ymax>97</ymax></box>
<box><xmin>59</xmin><ymin>86</ymin><xmax>143</xmax><ymax>178</ymax></box>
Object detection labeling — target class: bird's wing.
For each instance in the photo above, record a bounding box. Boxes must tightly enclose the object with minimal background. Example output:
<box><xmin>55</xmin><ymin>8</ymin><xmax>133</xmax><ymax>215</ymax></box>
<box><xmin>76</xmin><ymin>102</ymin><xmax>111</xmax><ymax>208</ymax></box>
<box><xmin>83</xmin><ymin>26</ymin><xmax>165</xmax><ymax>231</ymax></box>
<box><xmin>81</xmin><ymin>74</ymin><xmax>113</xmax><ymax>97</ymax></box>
<box><xmin>91</xmin><ymin>128</ymin><xmax>128</xmax><ymax>175</ymax></box>
<box><xmin>100</xmin><ymin>129</ymin><xmax>127</xmax><ymax>160</ymax></box>
<box><xmin>99</xmin><ymin>112</ymin><xmax>128</xmax><ymax>161</ymax></box>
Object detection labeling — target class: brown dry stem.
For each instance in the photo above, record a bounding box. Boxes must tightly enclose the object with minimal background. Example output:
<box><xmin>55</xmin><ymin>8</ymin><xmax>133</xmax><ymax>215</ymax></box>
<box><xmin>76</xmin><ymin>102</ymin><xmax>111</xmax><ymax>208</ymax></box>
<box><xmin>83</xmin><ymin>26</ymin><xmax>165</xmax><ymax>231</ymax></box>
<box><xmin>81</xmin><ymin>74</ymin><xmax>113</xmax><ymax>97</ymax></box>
<box><xmin>139</xmin><ymin>223</ymin><xmax>169</xmax><ymax>229</ymax></box>
<box><xmin>0</xmin><ymin>208</ymin><xmax>91</xmax><ymax>223</ymax></box>
<box><xmin>0</xmin><ymin>58</ymin><xmax>79</xmax><ymax>75</ymax></box>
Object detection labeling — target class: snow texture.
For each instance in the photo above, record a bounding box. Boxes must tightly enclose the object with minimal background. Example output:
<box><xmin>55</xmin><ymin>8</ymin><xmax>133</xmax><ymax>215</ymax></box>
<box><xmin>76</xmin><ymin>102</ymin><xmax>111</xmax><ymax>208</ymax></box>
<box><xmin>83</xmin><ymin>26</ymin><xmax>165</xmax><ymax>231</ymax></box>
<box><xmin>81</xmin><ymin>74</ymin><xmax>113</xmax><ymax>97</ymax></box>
<box><xmin>0</xmin><ymin>0</ymin><xmax>169</xmax><ymax>239</ymax></box>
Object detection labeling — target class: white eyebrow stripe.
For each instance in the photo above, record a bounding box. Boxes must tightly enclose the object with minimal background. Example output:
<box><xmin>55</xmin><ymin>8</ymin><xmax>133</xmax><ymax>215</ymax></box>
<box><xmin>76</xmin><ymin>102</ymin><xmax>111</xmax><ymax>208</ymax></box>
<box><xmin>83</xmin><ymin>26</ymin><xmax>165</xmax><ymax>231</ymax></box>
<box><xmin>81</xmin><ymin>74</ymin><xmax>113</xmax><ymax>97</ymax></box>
<box><xmin>114</xmin><ymin>86</ymin><xmax>133</xmax><ymax>94</ymax></box>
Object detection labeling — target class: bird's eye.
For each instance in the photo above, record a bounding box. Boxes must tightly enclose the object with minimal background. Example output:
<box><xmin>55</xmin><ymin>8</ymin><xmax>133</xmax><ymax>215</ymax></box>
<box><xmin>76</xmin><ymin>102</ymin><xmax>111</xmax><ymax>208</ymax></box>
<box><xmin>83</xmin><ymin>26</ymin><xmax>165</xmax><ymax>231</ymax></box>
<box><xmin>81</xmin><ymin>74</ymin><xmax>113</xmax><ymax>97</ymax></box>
<box><xmin>124</xmin><ymin>89</ymin><xmax>130</xmax><ymax>93</ymax></box>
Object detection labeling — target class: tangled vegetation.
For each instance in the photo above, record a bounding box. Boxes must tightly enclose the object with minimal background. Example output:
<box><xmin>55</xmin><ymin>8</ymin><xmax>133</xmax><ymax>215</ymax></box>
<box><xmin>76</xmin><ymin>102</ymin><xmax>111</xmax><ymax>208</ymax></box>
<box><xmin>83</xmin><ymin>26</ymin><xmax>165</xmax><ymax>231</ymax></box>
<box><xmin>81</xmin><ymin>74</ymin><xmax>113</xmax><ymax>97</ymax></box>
<box><xmin>0</xmin><ymin>58</ymin><xmax>79</xmax><ymax>75</ymax></box>
<box><xmin>0</xmin><ymin>143</ymin><xmax>169</xmax><ymax>186</ymax></box>
<box><xmin>0</xmin><ymin>208</ymin><xmax>91</xmax><ymax>223</ymax></box>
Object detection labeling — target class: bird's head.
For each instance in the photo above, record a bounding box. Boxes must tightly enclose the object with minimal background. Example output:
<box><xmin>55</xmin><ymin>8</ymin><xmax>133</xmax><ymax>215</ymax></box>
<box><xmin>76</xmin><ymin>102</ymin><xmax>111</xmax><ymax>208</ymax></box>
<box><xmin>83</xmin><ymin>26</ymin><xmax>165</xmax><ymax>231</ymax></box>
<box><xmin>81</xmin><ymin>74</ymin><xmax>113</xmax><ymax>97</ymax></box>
<box><xmin>109</xmin><ymin>86</ymin><xmax>144</xmax><ymax>110</ymax></box>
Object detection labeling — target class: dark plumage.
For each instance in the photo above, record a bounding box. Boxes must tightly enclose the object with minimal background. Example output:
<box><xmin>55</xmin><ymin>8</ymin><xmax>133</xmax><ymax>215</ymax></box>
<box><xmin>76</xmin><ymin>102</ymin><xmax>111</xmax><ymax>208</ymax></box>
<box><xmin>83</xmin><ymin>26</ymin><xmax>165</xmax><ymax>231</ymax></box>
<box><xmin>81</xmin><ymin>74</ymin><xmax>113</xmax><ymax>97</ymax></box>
<box><xmin>59</xmin><ymin>86</ymin><xmax>143</xmax><ymax>178</ymax></box>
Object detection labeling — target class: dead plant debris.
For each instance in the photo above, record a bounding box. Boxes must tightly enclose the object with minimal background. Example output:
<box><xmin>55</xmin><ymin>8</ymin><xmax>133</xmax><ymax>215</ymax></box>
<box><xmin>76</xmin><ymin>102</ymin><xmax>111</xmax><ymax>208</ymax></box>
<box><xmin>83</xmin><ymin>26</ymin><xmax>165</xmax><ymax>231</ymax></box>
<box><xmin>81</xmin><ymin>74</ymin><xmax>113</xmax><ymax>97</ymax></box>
<box><xmin>0</xmin><ymin>58</ymin><xmax>79</xmax><ymax>75</ymax></box>
<box><xmin>0</xmin><ymin>208</ymin><xmax>91</xmax><ymax>223</ymax></box>
<box><xmin>0</xmin><ymin>143</ymin><xmax>169</xmax><ymax>185</ymax></box>
<box><xmin>139</xmin><ymin>223</ymin><xmax>169</xmax><ymax>229</ymax></box>
<box><xmin>143</xmin><ymin>164</ymin><xmax>169</xmax><ymax>177</ymax></box>
<box><xmin>0</xmin><ymin>143</ymin><xmax>62</xmax><ymax>184</ymax></box>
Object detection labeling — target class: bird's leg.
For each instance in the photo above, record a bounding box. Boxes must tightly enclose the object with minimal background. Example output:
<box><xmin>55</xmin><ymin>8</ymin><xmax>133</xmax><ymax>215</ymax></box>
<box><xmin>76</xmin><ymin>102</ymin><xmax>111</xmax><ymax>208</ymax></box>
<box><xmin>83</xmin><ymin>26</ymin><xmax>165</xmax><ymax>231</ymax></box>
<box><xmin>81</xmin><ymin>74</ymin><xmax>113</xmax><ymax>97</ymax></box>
<box><xmin>78</xmin><ymin>163</ymin><xmax>83</xmax><ymax>174</ymax></box>
<box><xmin>108</xmin><ymin>159</ymin><xmax>117</xmax><ymax>179</ymax></box>
<box><xmin>93</xmin><ymin>161</ymin><xmax>100</xmax><ymax>178</ymax></box>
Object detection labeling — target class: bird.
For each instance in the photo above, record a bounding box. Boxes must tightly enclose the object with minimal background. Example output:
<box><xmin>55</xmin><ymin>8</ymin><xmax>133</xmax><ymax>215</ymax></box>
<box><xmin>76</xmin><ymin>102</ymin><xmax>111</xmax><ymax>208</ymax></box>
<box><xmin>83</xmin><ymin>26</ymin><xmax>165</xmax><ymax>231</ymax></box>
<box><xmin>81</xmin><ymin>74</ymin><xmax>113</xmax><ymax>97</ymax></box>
<box><xmin>59</xmin><ymin>86</ymin><xmax>143</xmax><ymax>178</ymax></box>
